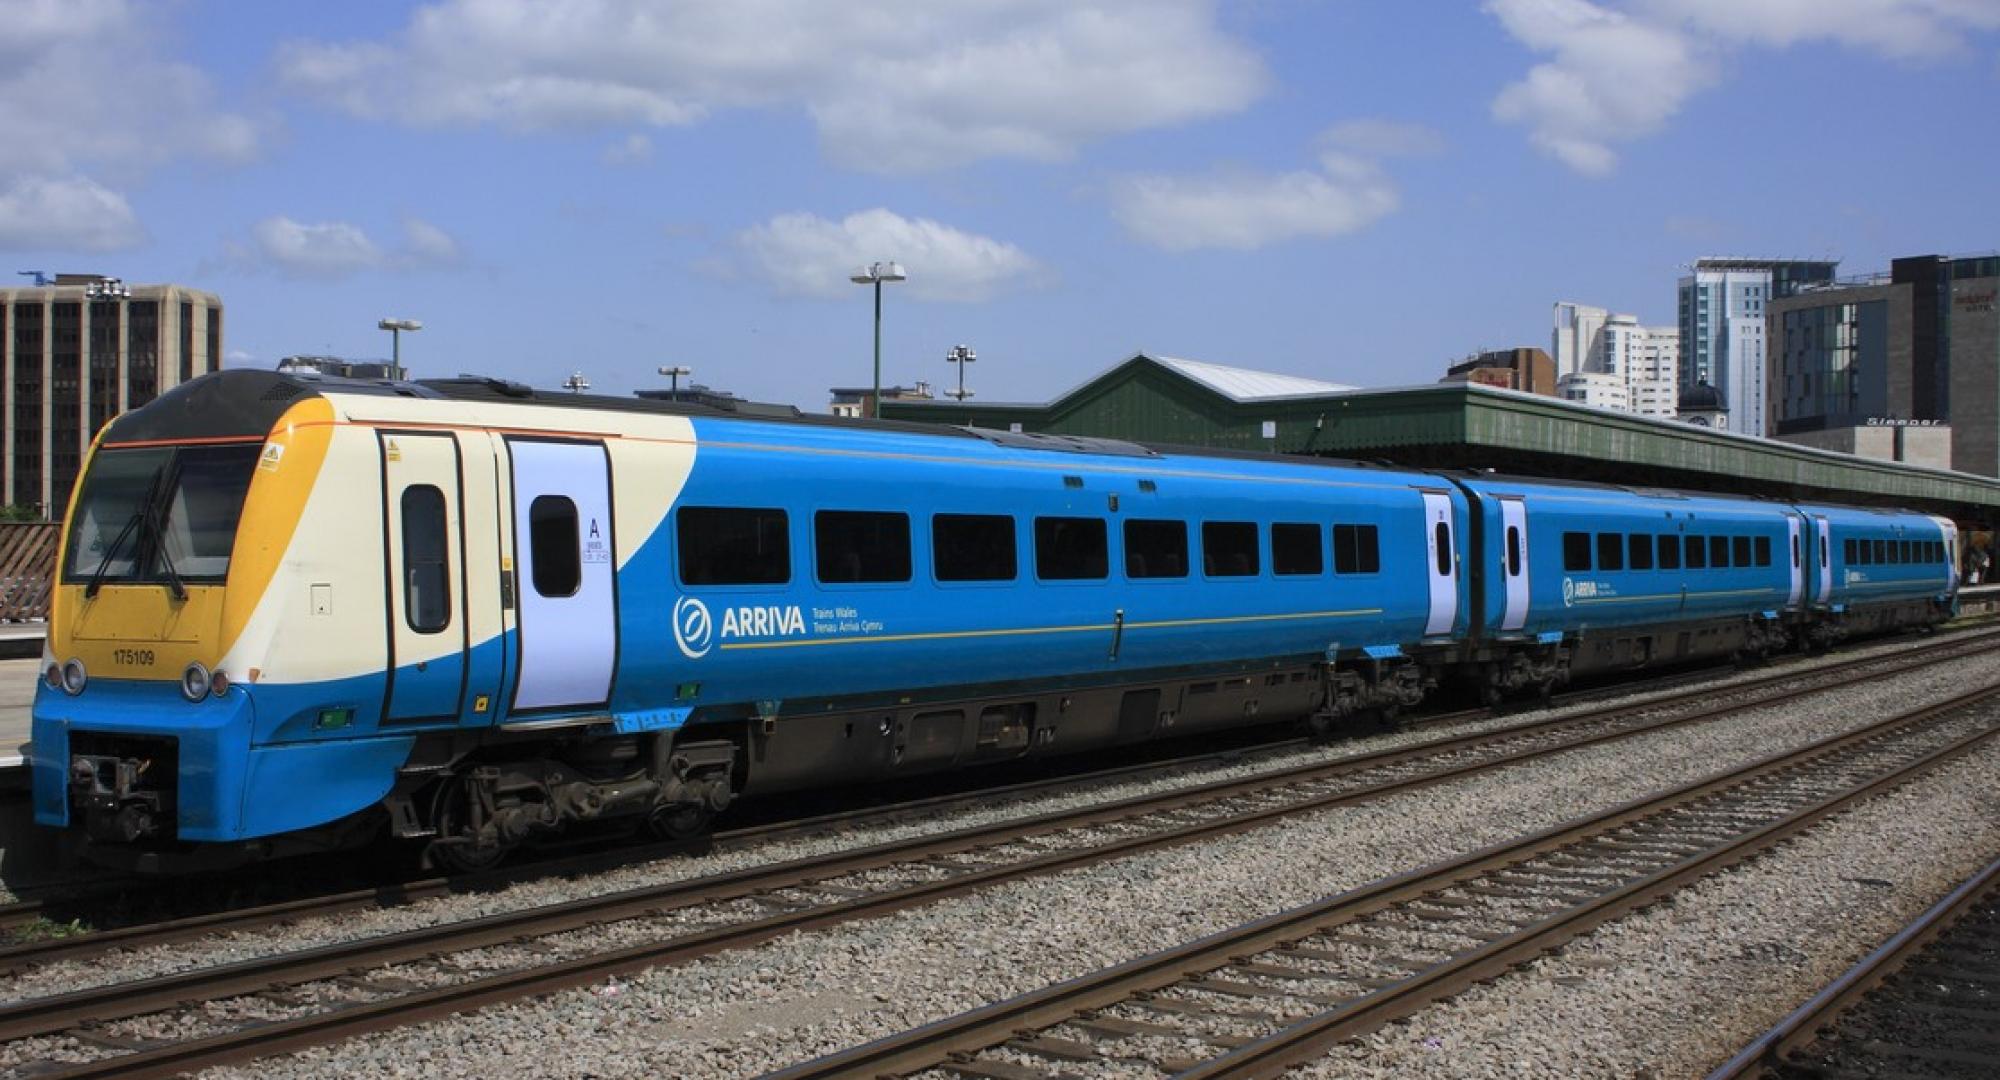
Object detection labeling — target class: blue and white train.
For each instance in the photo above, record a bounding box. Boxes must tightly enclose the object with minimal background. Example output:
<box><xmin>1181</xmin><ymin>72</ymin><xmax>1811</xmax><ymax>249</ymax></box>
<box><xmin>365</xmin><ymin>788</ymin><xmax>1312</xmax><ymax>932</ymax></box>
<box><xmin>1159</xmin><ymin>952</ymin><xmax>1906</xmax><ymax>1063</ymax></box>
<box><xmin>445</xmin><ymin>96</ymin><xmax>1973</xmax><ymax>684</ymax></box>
<box><xmin>29</xmin><ymin>370</ymin><xmax>1960</xmax><ymax>869</ymax></box>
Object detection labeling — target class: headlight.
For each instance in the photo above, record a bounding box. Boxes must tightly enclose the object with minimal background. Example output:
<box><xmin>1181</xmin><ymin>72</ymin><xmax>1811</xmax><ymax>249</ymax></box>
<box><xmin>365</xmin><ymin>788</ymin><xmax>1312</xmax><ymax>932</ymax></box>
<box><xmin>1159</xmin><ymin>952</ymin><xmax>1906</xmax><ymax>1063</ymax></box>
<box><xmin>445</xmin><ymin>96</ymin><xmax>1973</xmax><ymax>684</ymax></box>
<box><xmin>44</xmin><ymin>664</ymin><xmax>63</xmax><ymax>691</ymax></box>
<box><xmin>210</xmin><ymin>669</ymin><xmax>230</xmax><ymax>697</ymax></box>
<box><xmin>181</xmin><ymin>662</ymin><xmax>210</xmax><ymax>702</ymax></box>
<box><xmin>61</xmin><ymin>658</ymin><xmax>86</xmax><ymax>695</ymax></box>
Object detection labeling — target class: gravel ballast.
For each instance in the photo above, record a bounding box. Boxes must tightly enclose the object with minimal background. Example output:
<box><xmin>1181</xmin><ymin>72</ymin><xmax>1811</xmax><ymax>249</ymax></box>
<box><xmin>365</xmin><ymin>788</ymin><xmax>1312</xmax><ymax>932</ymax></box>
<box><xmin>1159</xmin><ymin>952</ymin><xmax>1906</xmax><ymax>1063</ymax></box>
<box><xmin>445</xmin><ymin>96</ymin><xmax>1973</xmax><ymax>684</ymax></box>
<box><xmin>174</xmin><ymin>650</ymin><xmax>2000</xmax><ymax>1079</ymax></box>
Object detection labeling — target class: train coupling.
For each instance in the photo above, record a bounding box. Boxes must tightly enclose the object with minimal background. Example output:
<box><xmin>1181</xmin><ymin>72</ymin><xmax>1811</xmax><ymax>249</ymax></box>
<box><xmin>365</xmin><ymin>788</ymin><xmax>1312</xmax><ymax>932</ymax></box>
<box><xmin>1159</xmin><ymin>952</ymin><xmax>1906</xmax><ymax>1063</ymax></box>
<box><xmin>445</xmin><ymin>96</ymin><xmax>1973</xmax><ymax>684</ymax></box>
<box><xmin>68</xmin><ymin>751</ymin><xmax>170</xmax><ymax>843</ymax></box>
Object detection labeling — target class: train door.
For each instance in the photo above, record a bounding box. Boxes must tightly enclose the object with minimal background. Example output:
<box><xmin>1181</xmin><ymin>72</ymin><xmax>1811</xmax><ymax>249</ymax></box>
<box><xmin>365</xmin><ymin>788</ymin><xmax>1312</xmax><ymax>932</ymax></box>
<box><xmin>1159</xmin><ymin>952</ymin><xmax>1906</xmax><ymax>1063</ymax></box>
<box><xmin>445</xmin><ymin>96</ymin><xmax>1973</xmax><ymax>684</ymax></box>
<box><xmin>507</xmin><ymin>438</ymin><xmax>618</xmax><ymax>713</ymax></box>
<box><xmin>1420</xmin><ymin>491</ymin><xmax>1457</xmax><ymax>637</ymax></box>
<box><xmin>1498</xmin><ymin>497</ymin><xmax>1529</xmax><ymax>631</ymax></box>
<box><xmin>1785</xmin><ymin>516</ymin><xmax>1804</xmax><ymax>610</ymax></box>
<box><xmin>382</xmin><ymin>432</ymin><xmax>468</xmax><ymax>723</ymax></box>
<box><xmin>1813</xmin><ymin>515</ymin><xmax>1833</xmax><ymax>605</ymax></box>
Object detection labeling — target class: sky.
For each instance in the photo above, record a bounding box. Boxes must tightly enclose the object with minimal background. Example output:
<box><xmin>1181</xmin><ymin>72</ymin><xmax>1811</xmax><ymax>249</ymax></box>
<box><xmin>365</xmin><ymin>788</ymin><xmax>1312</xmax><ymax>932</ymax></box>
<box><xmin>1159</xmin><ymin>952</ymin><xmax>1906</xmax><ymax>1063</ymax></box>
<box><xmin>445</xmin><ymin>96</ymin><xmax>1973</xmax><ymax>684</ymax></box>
<box><xmin>1</xmin><ymin>0</ymin><xmax>1997</xmax><ymax>410</ymax></box>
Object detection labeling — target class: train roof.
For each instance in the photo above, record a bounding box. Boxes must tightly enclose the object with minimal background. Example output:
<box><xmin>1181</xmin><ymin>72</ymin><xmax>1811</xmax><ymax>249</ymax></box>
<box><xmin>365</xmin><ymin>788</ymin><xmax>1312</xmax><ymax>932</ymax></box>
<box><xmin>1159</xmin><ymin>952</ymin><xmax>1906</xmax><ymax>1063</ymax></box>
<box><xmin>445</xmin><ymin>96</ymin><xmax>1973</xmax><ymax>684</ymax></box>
<box><xmin>98</xmin><ymin>369</ymin><xmax>1430</xmax><ymax>480</ymax></box>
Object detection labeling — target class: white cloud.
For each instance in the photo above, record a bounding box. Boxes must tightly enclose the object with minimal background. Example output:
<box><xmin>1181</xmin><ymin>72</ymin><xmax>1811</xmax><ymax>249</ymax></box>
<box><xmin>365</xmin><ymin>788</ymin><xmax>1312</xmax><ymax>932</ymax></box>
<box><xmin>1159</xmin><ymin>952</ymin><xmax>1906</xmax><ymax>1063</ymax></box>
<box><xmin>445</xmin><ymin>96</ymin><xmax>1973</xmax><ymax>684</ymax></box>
<box><xmin>731</xmin><ymin>209</ymin><xmax>1041</xmax><ymax>301</ymax></box>
<box><xmin>1107</xmin><ymin>118</ymin><xmax>1426</xmax><ymax>251</ymax></box>
<box><xmin>1321</xmin><ymin>119</ymin><xmax>1448</xmax><ymax>158</ymax></box>
<box><xmin>601</xmin><ymin>133</ymin><xmax>654</xmax><ymax>166</ymax></box>
<box><xmin>400</xmin><ymin>218</ymin><xmax>463</xmax><ymax>265</ymax></box>
<box><xmin>229</xmin><ymin>216</ymin><xmax>463</xmax><ymax>279</ymax></box>
<box><xmin>1647</xmin><ymin>0</ymin><xmax>2000</xmax><ymax>58</ymax></box>
<box><xmin>276</xmin><ymin>0</ymin><xmax>1266</xmax><ymax>172</ymax></box>
<box><xmin>1110</xmin><ymin>168</ymin><xmax>1398</xmax><ymax>252</ymax></box>
<box><xmin>0</xmin><ymin>174</ymin><xmax>144</xmax><ymax>251</ymax></box>
<box><xmin>1488</xmin><ymin>0</ymin><xmax>2000</xmax><ymax>175</ymax></box>
<box><xmin>0</xmin><ymin>0</ymin><xmax>261</xmax><ymax>253</ymax></box>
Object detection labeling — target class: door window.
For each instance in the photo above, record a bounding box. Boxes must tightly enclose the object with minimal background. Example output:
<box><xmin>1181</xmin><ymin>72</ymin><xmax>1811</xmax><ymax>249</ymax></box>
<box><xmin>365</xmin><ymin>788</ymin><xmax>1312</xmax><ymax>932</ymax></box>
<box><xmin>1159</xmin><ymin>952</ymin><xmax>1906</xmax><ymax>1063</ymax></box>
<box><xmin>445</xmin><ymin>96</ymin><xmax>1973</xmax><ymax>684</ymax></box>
<box><xmin>529</xmin><ymin>495</ymin><xmax>581</xmax><ymax>597</ymax></box>
<box><xmin>402</xmin><ymin>485</ymin><xmax>451</xmax><ymax>633</ymax></box>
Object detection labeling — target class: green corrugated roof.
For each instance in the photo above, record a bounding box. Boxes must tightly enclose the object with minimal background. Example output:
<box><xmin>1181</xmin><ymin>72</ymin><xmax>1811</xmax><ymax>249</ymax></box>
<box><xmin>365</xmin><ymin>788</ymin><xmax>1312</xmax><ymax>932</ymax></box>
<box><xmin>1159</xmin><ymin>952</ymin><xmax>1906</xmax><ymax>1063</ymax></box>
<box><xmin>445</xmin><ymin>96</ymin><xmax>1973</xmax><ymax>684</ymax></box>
<box><xmin>882</xmin><ymin>355</ymin><xmax>2000</xmax><ymax>519</ymax></box>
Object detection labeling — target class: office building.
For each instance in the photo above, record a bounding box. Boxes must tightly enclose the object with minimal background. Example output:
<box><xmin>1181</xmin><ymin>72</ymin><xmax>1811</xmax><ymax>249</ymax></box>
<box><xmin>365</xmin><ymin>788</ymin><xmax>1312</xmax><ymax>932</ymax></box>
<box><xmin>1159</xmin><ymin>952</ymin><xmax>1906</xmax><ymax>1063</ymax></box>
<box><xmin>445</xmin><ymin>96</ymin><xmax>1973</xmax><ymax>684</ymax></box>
<box><xmin>277</xmin><ymin>355</ymin><xmax>406</xmax><ymax>381</ymax></box>
<box><xmin>1677</xmin><ymin>258</ymin><xmax>1837</xmax><ymax>436</ymax></box>
<box><xmin>1552</xmin><ymin>305</ymin><xmax>1680</xmax><ymax>419</ymax></box>
<box><xmin>1768</xmin><ymin>252</ymin><xmax>1999</xmax><ymax>474</ymax></box>
<box><xmin>828</xmin><ymin>381</ymin><xmax>935</xmax><ymax>418</ymax></box>
<box><xmin>1440</xmin><ymin>348</ymin><xmax>1557</xmax><ymax>396</ymax></box>
<box><xmin>1</xmin><ymin>275</ymin><xmax>222</xmax><ymax>515</ymax></box>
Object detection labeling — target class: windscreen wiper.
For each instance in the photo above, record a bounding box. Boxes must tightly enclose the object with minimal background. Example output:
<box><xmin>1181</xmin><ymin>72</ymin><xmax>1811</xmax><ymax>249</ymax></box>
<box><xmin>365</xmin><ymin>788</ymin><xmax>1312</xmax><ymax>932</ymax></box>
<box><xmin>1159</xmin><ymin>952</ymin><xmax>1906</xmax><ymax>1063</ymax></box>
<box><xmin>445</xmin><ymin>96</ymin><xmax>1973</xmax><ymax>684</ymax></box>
<box><xmin>82</xmin><ymin>512</ymin><xmax>145</xmax><ymax>599</ymax></box>
<box><xmin>145</xmin><ymin>505</ymin><xmax>188</xmax><ymax>601</ymax></box>
<box><xmin>137</xmin><ymin>460</ymin><xmax>188</xmax><ymax>602</ymax></box>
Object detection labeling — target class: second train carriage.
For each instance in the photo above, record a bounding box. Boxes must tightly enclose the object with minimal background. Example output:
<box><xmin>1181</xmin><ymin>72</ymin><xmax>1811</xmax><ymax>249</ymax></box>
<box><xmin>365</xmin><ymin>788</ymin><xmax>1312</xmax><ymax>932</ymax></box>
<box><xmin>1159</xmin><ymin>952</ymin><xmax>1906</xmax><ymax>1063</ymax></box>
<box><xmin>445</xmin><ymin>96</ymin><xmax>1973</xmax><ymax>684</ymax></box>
<box><xmin>29</xmin><ymin>370</ymin><xmax>1962</xmax><ymax>870</ymax></box>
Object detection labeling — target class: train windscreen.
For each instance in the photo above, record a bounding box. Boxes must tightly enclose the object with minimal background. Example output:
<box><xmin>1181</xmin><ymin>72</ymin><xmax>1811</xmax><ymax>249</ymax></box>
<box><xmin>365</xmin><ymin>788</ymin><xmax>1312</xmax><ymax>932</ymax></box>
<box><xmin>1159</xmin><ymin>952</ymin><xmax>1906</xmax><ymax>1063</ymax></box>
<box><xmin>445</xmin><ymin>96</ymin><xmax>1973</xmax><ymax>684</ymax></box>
<box><xmin>64</xmin><ymin>443</ymin><xmax>263</xmax><ymax>586</ymax></box>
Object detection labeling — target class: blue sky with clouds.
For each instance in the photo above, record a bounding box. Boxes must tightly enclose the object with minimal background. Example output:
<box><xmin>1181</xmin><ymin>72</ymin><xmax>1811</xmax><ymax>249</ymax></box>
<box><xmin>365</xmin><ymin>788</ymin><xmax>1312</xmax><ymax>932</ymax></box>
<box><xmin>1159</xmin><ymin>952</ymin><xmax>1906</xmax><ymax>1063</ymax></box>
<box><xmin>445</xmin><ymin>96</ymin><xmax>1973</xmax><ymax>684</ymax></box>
<box><xmin>2</xmin><ymin>0</ymin><xmax>1996</xmax><ymax>407</ymax></box>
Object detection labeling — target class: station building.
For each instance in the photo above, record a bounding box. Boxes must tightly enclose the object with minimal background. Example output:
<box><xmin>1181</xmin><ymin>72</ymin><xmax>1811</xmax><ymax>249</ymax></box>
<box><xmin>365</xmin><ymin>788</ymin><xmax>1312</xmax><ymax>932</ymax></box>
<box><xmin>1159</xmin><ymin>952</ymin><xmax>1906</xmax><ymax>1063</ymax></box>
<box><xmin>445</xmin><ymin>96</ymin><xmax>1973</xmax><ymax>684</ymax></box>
<box><xmin>0</xmin><ymin>275</ymin><xmax>222</xmax><ymax>516</ymax></box>
<box><xmin>882</xmin><ymin>352</ymin><xmax>2000</xmax><ymax>541</ymax></box>
<box><xmin>1768</xmin><ymin>252</ymin><xmax>1999</xmax><ymax>477</ymax></box>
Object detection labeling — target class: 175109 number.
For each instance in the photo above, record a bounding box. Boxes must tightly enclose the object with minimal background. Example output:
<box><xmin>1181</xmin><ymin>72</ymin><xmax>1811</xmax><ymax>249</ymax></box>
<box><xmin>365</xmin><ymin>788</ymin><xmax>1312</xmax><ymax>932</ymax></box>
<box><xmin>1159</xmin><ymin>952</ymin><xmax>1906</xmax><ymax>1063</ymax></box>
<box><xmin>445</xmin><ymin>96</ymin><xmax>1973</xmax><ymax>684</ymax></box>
<box><xmin>111</xmin><ymin>648</ymin><xmax>155</xmax><ymax>666</ymax></box>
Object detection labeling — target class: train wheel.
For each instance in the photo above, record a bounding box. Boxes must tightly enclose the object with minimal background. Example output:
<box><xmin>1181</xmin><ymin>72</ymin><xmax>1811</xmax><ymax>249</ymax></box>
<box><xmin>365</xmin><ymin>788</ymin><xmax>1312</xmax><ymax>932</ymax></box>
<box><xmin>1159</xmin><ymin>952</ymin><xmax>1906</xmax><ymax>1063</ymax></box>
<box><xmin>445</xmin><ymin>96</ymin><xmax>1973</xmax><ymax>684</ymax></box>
<box><xmin>648</xmin><ymin>801</ymin><xmax>714</xmax><ymax>844</ymax></box>
<box><xmin>427</xmin><ymin>777</ymin><xmax>515</xmax><ymax>873</ymax></box>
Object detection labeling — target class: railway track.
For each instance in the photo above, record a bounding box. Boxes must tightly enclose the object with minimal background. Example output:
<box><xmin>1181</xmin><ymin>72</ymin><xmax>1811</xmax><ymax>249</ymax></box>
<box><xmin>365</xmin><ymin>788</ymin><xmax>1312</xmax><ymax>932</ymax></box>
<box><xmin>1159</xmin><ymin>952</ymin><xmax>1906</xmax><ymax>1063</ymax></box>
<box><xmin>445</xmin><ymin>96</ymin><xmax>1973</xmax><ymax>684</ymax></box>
<box><xmin>0</xmin><ymin>630</ymin><xmax>1991</xmax><ymax>1076</ymax></box>
<box><xmin>1709</xmin><ymin>854</ymin><xmax>2000</xmax><ymax>1080</ymax></box>
<box><xmin>768</xmin><ymin>684</ymin><xmax>2000</xmax><ymax>1080</ymax></box>
<box><xmin>1</xmin><ymin>626</ymin><xmax>1987</xmax><ymax>967</ymax></box>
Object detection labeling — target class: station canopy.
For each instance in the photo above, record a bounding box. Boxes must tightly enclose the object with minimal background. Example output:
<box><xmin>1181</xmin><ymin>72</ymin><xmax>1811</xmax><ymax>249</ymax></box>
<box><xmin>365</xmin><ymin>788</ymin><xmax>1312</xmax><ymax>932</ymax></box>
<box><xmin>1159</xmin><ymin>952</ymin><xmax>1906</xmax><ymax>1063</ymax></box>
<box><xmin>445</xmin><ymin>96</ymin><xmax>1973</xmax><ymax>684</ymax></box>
<box><xmin>882</xmin><ymin>353</ymin><xmax>2000</xmax><ymax>525</ymax></box>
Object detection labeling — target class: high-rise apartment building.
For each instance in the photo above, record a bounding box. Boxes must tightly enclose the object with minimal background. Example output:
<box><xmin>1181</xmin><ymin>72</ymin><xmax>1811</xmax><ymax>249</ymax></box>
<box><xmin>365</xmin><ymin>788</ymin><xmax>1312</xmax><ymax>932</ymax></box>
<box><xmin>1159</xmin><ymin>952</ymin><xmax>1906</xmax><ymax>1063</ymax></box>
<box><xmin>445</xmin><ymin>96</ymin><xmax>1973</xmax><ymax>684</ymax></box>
<box><xmin>1552</xmin><ymin>303</ymin><xmax>1680</xmax><ymax>418</ymax></box>
<box><xmin>1677</xmin><ymin>258</ymin><xmax>1837</xmax><ymax>436</ymax></box>
<box><xmin>0</xmin><ymin>275</ymin><xmax>222</xmax><ymax>515</ymax></box>
<box><xmin>1768</xmin><ymin>252</ymin><xmax>2000</xmax><ymax>474</ymax></box>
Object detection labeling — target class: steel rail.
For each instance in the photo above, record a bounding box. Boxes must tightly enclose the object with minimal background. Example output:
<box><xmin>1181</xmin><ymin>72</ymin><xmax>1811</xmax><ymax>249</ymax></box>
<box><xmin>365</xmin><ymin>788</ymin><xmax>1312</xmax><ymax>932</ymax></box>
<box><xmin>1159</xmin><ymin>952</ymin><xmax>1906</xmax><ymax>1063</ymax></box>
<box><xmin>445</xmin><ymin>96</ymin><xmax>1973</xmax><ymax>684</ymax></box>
<box><xmin>8</xmin><ymin>626</ymin><xmax>1987</xmax><ymax>972</ymax></box>
<box><xmin>6</xmin><ymin>636</ymin><xmax>1995</xmax><ymax>1076</ymax></box>
<box><xmin>765</xmin><ymin>685</ymin><xmax>2000</xmax><ymax>1080</ymax></box>
<box><xmin>3</xmin><ymin>632</ymin><xmax>1981</xmax><ymax>1040</ymax></box>
<box><xmin>2</xmin><ymin>626</ymin><xmax>1983</xmax><ymax>957</ymax></box>
<box><xmin>1704</xmin><ymin>853</ymin><xmax>2000</xmax><ymax>1080</ymax></box>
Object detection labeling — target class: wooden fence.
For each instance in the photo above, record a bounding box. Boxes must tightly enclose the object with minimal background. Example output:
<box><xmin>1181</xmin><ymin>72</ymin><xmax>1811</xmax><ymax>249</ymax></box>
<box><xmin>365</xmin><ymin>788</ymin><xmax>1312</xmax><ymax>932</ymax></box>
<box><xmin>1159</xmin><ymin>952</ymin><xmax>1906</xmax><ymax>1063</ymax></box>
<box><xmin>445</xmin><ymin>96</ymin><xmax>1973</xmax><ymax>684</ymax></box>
<box><xmin>0</xmin><ymin>523</ymin><xmax>58</xmax><ymax>622</ymax></box>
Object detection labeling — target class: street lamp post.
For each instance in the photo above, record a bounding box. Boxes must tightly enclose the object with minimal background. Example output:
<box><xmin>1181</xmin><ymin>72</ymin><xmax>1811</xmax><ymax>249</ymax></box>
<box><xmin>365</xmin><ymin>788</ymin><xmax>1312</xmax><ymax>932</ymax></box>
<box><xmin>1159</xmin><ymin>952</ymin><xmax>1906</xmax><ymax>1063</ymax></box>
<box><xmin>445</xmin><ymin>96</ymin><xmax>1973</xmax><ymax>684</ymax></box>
<box><xmin>945</xmin><ymin>344</ymin><xmax>976</xmax><ymax>401</ymax></box>
<box><xmin>378</xmin><ymin>318</ymin><xmax>422</xmax><ymax>377</ymax></box>
<box><xmin>849</xmin><ymin>261</ymin><xmax>907</xmax><ymax>418</ymax></box>
<box><xmin>658</xmin><ymin>365</ymin><xmax>692</xmax><ymax>396</ymax></box>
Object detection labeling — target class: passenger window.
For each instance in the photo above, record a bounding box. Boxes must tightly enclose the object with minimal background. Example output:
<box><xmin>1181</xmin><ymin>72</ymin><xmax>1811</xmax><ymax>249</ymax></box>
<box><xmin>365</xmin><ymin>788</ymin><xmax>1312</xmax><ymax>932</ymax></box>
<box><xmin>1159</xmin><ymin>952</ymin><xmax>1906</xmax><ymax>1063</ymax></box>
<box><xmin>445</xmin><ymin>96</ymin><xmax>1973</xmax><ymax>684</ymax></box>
<box><xmin>1334</xmin><ymin>524</ymin><xmax>1380</xmax><ymax>574</ymax></box>
<box><xmin>1124</xmin><ymin>519</ymin><xmax>1188</xmax><ymax>579</ymax></box>
<box><xmin>1657</xmin><ymin>534</ymin><xmax>1681</xmax><ymax>570</ymax></box>
<box><xmin>1035</xmin><ymin>517</ymin><xmax>1108</xmax><ymax>580</ymax></box>
<box><xmin>1203</xmin><ymin>521</ymin><xmax>1259</xmax><ymax>576</ymax></box>
<box><xmin>1685</xmin><ymin>535</ymin><xmax>1706</xmax><ymax>569</ymax></box>
<box><xmin>933</xmin><ymin>514</ymin><xmax>1016</xmax><ymax>582</ymax></box>
<box><xmin>679</xmin><ymin>507</ymin><xmax>790</xmax><ymax>585</ymax></box>
<box><xmin>1873</xmin><ymin>539</ymin><xmax>1888</xmax><ymax>564</ymax></box>
<box><xmin>1709</xmin><ymin>536</ymin><xmax>1730</xmax><ymax>568</ymax></box>
<box><xmin>1596</xmin><ymin>533</ymin><xmax>1623</xmax><ymax>571</ymax></box>
<box><xmin>1271</xmin><ymin>523</ymin><xmax>1322</xmax><ymax>576</ymax></box>
<box><xmin>402</xmin><ymin>485</ymin><xmax>451</xmax><ymax>633</ymax></box>
<box><xmin>1434</xmin><ymin>522</ymin><xmax>1452</xmax><ymax>576</ymax></box>
<box><xmin>1563</xmin><ymin>532</ymin><xmax>1591</xmax><ymax>571</ymax></box>
<box><xmin>1627</xmin><ymin>534</ymin><xmax>1653</xmax><ymax>570</ymax></box>
<box><xmin>1900</xmin><ymin>540</ymin><xmax>1913</xmax><ymax>564</ymax></box>
<box><xmin>1755</xmin><ymin>536</ymin><xmax>1771</xmax><ymax>567</ymax></box>
<box><xmin>815</xmin><ymin>510</ymin><xmax>910</xmax><ymax>583</ymax></box>
<box><xmin>1844</xmin><ymin>538</ymin><xmax>1858</xmax><ymax>564</ymax></box>
<box><xmin>529</xmin><ymin>495</ymin><xmax>581</xmax><ymax>597</ymax></box>
<box><xmin>1506</xmin><ymin>525</ymin><xmax>1522</xmax><ymax>577</ymax></box>
<box><xmin>1733</xmin><ymin>536</ymin><xmax>1751</xmax><ymax>567</ymax></box>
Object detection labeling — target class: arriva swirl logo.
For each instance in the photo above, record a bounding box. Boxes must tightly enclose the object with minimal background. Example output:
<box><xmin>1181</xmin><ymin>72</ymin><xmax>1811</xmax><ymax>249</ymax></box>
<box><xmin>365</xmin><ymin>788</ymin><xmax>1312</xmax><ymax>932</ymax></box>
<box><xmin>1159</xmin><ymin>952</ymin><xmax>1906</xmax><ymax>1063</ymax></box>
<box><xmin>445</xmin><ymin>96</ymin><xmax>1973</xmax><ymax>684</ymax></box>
<box><xmin>1561</xmin><ymin>577</ymin><xmax>1576</xmax><ymax>608</ymax></box>
<box><xmin>673</xmin><ymin>596</ymin><xmax>714</xmax><ymax>659</ymax></box>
